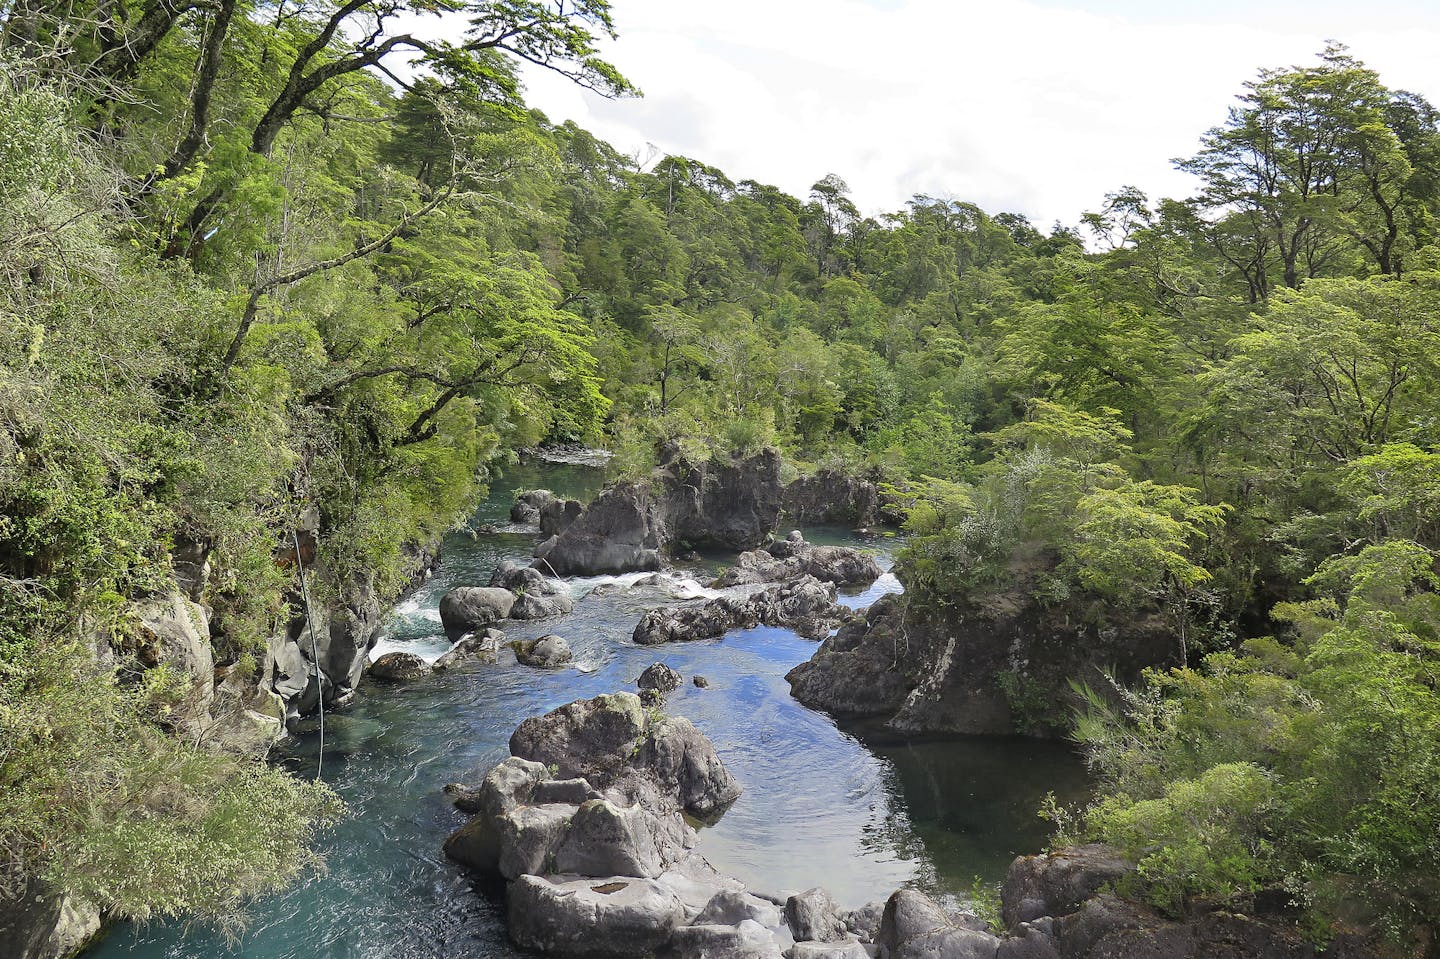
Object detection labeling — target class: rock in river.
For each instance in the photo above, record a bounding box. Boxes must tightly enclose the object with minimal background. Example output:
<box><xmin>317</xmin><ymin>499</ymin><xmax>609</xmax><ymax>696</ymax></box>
<box><xmin>633</xmin><ymin>576</ymin><xmax>851</xmax><ymax>645</ymax></box>
<box><xmin>512</xmin><ymin>634</ymin><xmax>573</xmax><ymax>669</ymax></box>
<box><xmin>439</xmin><ymin>586</ymin><xmax>515</xmax><ymax>633</ymax></box>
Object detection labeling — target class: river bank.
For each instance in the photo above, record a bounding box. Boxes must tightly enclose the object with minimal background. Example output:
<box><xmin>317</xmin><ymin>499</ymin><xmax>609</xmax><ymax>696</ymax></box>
<box><xmin>87</xmin><ymin>456</ymin><xmax>1087</xmax><ymax>959</ymax></box>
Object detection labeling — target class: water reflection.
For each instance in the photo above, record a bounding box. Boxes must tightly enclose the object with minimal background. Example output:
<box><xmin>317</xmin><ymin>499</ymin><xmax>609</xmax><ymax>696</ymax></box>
<box><xmin>87</xmin><ymin>457</ymin><xmax>1086</xmax><ymax>958</ymax></box>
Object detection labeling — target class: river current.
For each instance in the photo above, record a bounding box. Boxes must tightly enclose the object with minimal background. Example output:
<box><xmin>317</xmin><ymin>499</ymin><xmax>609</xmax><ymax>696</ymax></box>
<box><xmin>89</xmin><ymin>456</ymin><xmax>1087</xmax><ymax>959</ymax></box>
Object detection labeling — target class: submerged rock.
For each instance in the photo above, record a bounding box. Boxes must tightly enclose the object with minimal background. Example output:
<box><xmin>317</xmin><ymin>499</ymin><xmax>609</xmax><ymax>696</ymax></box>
<box><xmin>633</xmin><ymin>576</ymin><xmax>850</xmax><ymax>646</ymax></box>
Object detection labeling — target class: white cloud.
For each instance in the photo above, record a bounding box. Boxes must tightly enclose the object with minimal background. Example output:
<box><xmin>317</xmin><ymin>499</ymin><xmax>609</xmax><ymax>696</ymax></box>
<box><xmin>503</xmin><ymin>0</ymin><xmax>1440</xmax><ymax>226</ymax></box>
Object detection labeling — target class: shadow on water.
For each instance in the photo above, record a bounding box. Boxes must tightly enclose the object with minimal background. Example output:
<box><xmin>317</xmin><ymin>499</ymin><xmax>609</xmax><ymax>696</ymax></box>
<box><xmin>87</xmin><ymin>456</ymin><xmax>1088</xmax><ymax>958</ymax></box>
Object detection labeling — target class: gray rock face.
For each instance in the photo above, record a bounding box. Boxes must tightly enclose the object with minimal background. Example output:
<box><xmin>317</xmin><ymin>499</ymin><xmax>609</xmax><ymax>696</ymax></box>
<box><xmin>131</xmin><ymin>589</ymin><xmax>215</xmax><ymax>735</ymax></box>
<box><xmin>552</xmin><ymin>799</ymin><xmax>669</xmax><ymax>879</ymax></box>
<box><xmin>633</xmin><ymin>576</ymin><xmax>850</xmax><ymax>646</ymax></box>
<box><xmin>0</xmin><ymin>873</ymin><xmax>101</xmax><ymax>959</ymax></box>
<box><xmin>513</xmin><ymin>634</ymin><xmax>573</xmax><ymax>668</ymax></box>
<box><xmin>695</xmin><ymin>890</ymin><xmax>783</xmax><ymax>928</ymax></box>
<box><xmin>490</xmin><ymin>560</ymin><xmax>553</xmax><ymax>593</ymax></box>
<box><xmin>780</xmin><ymin>469</ymin><xmax>886</xmax><ymax>527</ymax></box>
<box><xmin>507</xmin><ymin>874</ymin><xmax>688</xmax><ymax>958</ymax></box>
<box><xmin>713</xmin><ymin>533</ymin><xmax>883</xmax><ymax>589</ymax></box>
<box><xmin>785</xmin><ymin>888</ymin><xmax>848</xmax><ymax>942</ymax></box>
<box><xmin>439</xmin><ymin>586</ymin><xmax>516</xmax><ymax>633</ymax></box>
<box><xmin>637</xmin><ymin>715</ymin><xmax>744</xmax><ymax>819</ymax></box>
<box><xmin>539</xmin><ymin>446</ymin><xmax>786</xmax><ymax>576</ymax></box>
<box><xmin>1001</xmin><ymin>844</ymin><xmax>1134</xmax><ymax>927</ymax></box>
<box><xmin>434</xmin><ymin>627</ymin><xmax>505</xmax><ymax>670</ymax></box>
<box><xmin>874</xmin><ymin>889</ymin><xmax>1000</xmax><ymax>959</ymax></box>
<box><xmin>496</xmin><ymin>803</ymin><xmax>578</xmax><ymax>879</ymax></box>
<box><xmin>368</xmin><ymin>651</ymin><xmax>431</xmax><ymax>680</ymax></box>
<box><xmin>843</xmin><ymin>901</ymin><xmax>885</xmax><ymax>941</ymax></box>
<box><xmin>638</xmin><ymin>662</ymin><xmax>684</xmax><ymax>693</ymax></box>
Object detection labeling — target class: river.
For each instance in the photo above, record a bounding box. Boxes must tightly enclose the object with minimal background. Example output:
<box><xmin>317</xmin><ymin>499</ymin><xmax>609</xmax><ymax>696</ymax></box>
<box><xmin>89</xmin><ymin>455</ymin><xmax>1087</xmax><ymax>959</ymax></box>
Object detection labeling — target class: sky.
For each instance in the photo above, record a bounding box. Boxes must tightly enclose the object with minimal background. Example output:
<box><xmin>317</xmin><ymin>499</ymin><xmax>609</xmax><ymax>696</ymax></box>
<box><xmin>493</xmin><ymin>0</ymin><xmax>1440</xmax><ymax>229</ymax></box>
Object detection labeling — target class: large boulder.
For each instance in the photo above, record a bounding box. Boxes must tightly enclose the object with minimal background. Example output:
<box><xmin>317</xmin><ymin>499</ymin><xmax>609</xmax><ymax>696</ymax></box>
<box><xmin>786</xmin><ymin>888</ymin><xmax>848</xmax><ymax>942</ymax></box>
<box><xmin>633</xmin><ymin>576</ymin><xmax>850</xmax><ymax>646</ymax></box>
<box><xmin>788</xmin><ymin>942</ymin><xmax>870</xmax><ymax>959</ymax></box>
<box><xmin>434</xmin><ymin>627</ymin><xmax>505</xmax><ymax>670</ymax></box>
<box><xmin>511</xmin><ymin>590</ymin><xmax>577</xmax><ymax>620</ymax></box>
<box><xmin>713</xmin><ymin>532</ymin><xmax>883</xmax><ymax>589</ymax></box>
<box><xmin>638</xmin><ymin>662</ymin><xmax>684</xmax><ymax>693</ymax></box>
<box><xmin>367</xmin><ymin>651</ymin><xmax>431</xmax><ymax>681</ymax></box>
<box><xmin>512</xmin><ymin>489</ymin><xmax>560</xmax><ymax>524</ymax></box>
<box><xmin>876</xmin><ymin>889</ymin><xmax>998</xmax><ymax>959</ymax></box>
<box><xmin>439</xmin><ymin>586</ymin><xmax>516</xmax><ymax>633</ymax></box>
<box><xmin>507</xmin><ymin>874</ymin><xmax>688</xmax><ymax>958</ymax></box>
<box><xmin>513</xmin><ymin>634</ymin><xmax>573</xmax><ymax>669</ymax></box>
<box><xmin>1002</xmin><ymin>845</ymin><xmax>1134</xmax><ymax>927</ymax></box>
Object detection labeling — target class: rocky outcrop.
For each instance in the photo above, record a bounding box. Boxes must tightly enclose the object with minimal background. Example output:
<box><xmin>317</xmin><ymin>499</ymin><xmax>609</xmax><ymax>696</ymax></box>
<box><xmin>1003</xmin><ymin>844</ymin><xmax>1135</xmax><ymax>927</ymax></box>
<box><xmin>633</xmin><ymin>576</ymin><xmax>852</xmax><ymax>645</ymax></box>
<box><xmin>446</xmin><ymin>694</ymin><xmax>777</xmax><ymax>958</ymax></box>
<box><xmin>712</xmin><ymin>531</ymin><xmax>883</xmax><ymax>589</ymax></box>
<box><xmin>507</xmin><ymin>693</ymin><xmax>741</xmax><ymax>817</ymax></box>
<box><xmin>786</xmin><ymin>575</ymin><xmax>1176</xmax><ymax>737</ymax></box>
<box><xmin>130</xmin><ymin>589</ymin><xmax>216</xmax><ymax>736</ymax></box>
<box><xmin>540</xmin><ymin>497</ymin><xmax>584</xmax><ymax>538</ymax></box>
<box><xmin>780</xmin><ymin>469</ymin><xmax>887</xmax><ymax>527</ymax></box>
<box><xmin>538</xmin><ymin>445</ymin><xmax>786</xmax><ymax>576</ymax></box>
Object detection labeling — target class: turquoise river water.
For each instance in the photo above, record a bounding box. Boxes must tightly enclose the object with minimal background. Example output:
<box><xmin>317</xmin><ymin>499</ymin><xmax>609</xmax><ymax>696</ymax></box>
<box><xmin>87</xmin><ymin>455</ymin><xmax>1087</xmax><ymax>959</ymax></box>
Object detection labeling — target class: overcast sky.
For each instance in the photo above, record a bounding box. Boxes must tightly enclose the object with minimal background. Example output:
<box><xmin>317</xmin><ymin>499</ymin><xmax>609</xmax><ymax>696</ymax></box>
<box><xmin>503</xmin><ymin>0</ymin><xmax>1440</xmax><ymax>228</ymax></box>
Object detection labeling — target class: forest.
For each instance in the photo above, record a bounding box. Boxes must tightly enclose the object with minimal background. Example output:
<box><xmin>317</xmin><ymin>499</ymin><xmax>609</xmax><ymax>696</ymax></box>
<box><xmin>0</xmin><ymin>1</ymin><xmax>1437</xmax><ymax>956</ymax></box>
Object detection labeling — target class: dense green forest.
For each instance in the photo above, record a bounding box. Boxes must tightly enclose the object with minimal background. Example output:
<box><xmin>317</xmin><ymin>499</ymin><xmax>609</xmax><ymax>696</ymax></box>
<box><xmin>0</xmin><ymin>0</ymin><xmax>1437</xmax><ymax>950</ymax></box>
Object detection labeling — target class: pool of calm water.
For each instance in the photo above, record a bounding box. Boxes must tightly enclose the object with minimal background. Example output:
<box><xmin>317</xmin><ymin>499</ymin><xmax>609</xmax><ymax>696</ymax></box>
<box><xmin>89</xmin><ymin>455</ymin><xmax>1089</xmax><ymax>959</ymax></box>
